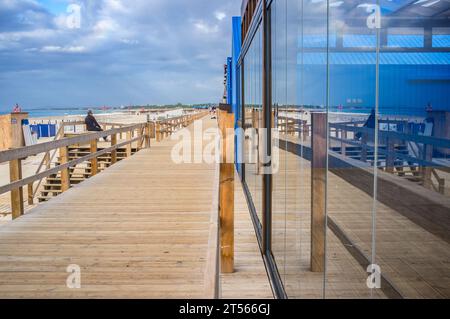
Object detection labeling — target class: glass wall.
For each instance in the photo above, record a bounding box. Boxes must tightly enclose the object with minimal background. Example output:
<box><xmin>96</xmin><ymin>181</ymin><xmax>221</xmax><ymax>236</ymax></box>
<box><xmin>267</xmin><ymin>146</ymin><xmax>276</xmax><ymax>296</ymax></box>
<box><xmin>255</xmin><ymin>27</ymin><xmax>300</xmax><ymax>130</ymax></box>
<box><xmin>239</xmin><ymin>0</ymin><xmax>450</xmax><ymax>299</ymax></box>
<box><xmin>326</xmin><ymin>0</ymin><xmax>380</xmax><ymax>299</ymax></box>
<box><xmin>244</xmin><ymin>24</ymin><xmax>264</xmax><ymax>226</ymax></box>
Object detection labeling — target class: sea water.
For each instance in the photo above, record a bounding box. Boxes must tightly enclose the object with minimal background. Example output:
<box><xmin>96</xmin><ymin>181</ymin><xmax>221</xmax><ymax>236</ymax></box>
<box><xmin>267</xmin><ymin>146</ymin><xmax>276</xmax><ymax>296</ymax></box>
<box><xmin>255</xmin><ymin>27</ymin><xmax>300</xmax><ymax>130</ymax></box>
<box><xmin>0</xmin><ymin>107</ymin><xmax>123</xmax><ymax>119</ymax></box>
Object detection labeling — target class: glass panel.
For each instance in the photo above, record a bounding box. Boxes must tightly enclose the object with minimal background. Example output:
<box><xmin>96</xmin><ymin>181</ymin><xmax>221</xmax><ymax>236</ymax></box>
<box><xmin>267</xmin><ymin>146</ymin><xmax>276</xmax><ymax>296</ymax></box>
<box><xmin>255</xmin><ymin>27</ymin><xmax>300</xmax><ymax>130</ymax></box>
<box><xmin>326</xmin><ymin>0</ymin><xmax>380</xmax><ymax>299</ymax></box>
<box><xmin>299</xmin><ymin>0</ymin><xmax>329</xmax><ymax>299</ymax></box>
<box><xmin>284</xmin><ymin>0</ymin><xmax>308</xmax><ymax>298</ymax></box>
<box><xmin>376</xmin><ymin>1</ymin><xmax>450</xmax><ymax>299</ymax></box>
<box><xmin>271</xmin><ymin>0</ymin><xmax>287</xmax><ymax>286</ymax></box>
<box><xmin>242</xmin><ymin>0</ymin><xmax>450</xmax><ymax>299</ymax></box>
<box><xmin>244</xmin><ymin>23</ymin><xmax>264</xmax><ymax>227</ymax></box>
<box><xmin>433</xmin><ymin>27</ymin><xmax>450</xmax><ymax>48</ymax></box>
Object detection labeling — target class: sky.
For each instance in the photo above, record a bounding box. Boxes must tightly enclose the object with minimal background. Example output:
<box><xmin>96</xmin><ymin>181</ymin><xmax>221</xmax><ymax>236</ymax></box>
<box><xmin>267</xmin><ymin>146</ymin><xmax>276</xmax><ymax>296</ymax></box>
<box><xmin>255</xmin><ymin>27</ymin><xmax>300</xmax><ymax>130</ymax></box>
<box><xmin>0</xmin><ymin>0</ymin><xmax>241</xmax><ymax>110</ymax></box>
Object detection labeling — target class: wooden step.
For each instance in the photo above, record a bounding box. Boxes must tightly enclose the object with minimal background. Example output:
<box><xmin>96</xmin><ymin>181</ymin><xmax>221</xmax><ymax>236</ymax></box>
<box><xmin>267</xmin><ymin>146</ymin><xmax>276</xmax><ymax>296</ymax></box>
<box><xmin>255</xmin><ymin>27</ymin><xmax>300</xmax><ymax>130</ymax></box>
<box><xmin>46</xmin><ymin>177</ymin><xmax>85</xmax><ymax>182</ymax></box>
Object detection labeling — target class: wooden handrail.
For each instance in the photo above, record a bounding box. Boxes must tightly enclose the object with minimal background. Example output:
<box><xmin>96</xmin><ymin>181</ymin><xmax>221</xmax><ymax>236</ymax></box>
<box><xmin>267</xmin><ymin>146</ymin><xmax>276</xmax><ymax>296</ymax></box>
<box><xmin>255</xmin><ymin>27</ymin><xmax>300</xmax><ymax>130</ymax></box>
<box><xmin>0</xmin><ymin>136</ymin><xmax>142</xmax><ymax>196</ymax></box>
<box><xmin>28</xmin><ymin>121</ymin><xmax>140</xmax><ymax>203</ymax></box>
<box><xmin>154</xmin><ymin>111</ymin><xmax>209</xmax><ymax>142</ymax></box>
<box><xmin>0</xmin><ymin>124</ymin><xmax>144</xmax><ymax>164</ymax></box>
<box><xmin>1</xmin><ymin>122</ymin><xmax>149</xmax><ymax>219</ymax></box>
<box><xmin>330</xmin><ymin>122</ymin><xmax>450</xmax><ymax>149</ymax></box>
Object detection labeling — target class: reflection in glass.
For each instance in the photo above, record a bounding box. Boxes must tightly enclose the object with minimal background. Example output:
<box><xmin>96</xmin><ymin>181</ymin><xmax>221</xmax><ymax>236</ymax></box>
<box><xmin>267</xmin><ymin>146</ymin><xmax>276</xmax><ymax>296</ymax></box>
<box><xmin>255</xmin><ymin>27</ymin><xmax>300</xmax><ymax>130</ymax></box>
<box><xmin>240</xmin><ymin>0</ymin><xmax>450</xmax><ymax>299</ymax></box>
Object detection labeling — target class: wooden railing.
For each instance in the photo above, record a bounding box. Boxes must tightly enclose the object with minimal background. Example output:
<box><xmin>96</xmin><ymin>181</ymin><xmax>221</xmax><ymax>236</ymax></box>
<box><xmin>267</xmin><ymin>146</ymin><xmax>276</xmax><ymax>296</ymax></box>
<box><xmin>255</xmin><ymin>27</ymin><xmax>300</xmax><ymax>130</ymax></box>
<box><xmin>328</xmin><ymin>122</ymin><xmax>450</xmax><ymax>193</ymax></box>
<box><xmin>0</xmin><ymin>123</ymin><xmax>151</xmax><ymax>219</ymax></box>
<box><xmin>271</xmin><ymin>112</ymin><xmax>449</xmax><ymax>195</ymax></box>
<box><xmin>1</xmin><ymin>111</ymin><xmax>208</xmax><ymax>219</ymax></box>
<box><xmin>155</xmin><ymin>111</ymin><xmax>208</xmax><ymax>141</ymax></box>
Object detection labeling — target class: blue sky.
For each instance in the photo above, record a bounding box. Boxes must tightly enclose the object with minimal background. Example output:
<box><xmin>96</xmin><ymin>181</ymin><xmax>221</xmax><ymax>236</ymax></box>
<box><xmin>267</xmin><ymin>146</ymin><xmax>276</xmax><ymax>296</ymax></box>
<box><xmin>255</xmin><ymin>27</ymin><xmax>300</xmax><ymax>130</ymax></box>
<box><xmin>37</xmin><ymin>0</ymin><xmax>67</xmax><ymax>14</ymax></box>
<box><xmin>0</xmin><ymin>0</ymin><xmax>240</xmax><ymax>110</ymax></box>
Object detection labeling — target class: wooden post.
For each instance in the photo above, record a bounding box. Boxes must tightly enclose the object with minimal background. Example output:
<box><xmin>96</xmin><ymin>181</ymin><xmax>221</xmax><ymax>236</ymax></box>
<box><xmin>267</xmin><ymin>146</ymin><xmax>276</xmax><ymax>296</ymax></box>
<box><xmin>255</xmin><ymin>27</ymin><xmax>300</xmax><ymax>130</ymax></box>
<box><xmin>311</xmin><ymin>112</ymin><xmax>326</xmax><ymax>272</ymax></box>
<box><xmin>90</xmin><ymin>139</ymin><xmax>98</xmax><ymax>176</ymax></box>
<box><xmin>44</xmin><ymin>152</ymin><xmax>51</xmax><ymax>170</ymax></box>
<box><xmin>137</xmin><ymin>126</ymin><xmax>143</xmax><ymax>151</ymax></box>
<box><xmin>150</xmin><ymin>122</ymin><xmax>156</xmax><ymax>139</ymax></box>
<box><xmin>145</xmin><ymin>123</ymin><xmax>151</xmax><ymax>148</ymax></box>
<box><xmin>219</xmin><ymin>109</ymin><xmax>235</xmax><ymax>274</ymax></box>
<box><xmin>59</xmin><ymin>146</ymin><xmax>70</xmax><ymax>192</ymax></box>
<box><xmin>341</xmin><ymin>128</ymin><xmax>347</xmax><ymax>155</ymax></box>
<box><xmin>27</xmin><ymin>183</ymin><xmax>34</xmax><ymax>205</ymax></box>
<box><xmin>386</xmin><ymin>138</ymin><xmax>395</xmax><ymax>173</ymax></box>
<box><xmin>422</xmin><ymin>144</ymin><xmax>433</xmax><ymax>189</ymax></box>
<box><xmin>111</xmin><ymin>133</ymin><xmax>117</xmax><ymax>164</ymax></box>
<box><xmin>156</xmin><ymin>122</ymin><xmax>161</xmax><ymax>142</ymax></box>
<box><xmin>252</xmin><ymin>109</ymin><xmax>260</xmax><ymax>174</ymax></box>
<box><xmin>9</xmin><ymin>159</ymin><xmax>24</xmax><ymax>219</ymax></box>
<box><xmin>361</xmin><ymin>133</ymin><xmax>368</xmax><ymax>162</ymax></box>
<box><xmin>126</xmin><ymin>131</ymin><xmax>132</xmax><ymax>157</ymax></box>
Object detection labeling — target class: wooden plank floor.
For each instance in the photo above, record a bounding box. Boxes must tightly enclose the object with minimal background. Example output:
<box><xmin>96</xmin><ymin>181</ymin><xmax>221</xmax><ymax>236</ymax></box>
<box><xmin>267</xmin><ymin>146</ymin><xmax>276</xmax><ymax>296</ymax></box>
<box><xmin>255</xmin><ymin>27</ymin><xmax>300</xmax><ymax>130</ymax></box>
<box><xmin>0</xmin><ymin>117</ymin><xmax>270</xmax><ymax>298</ymax></box>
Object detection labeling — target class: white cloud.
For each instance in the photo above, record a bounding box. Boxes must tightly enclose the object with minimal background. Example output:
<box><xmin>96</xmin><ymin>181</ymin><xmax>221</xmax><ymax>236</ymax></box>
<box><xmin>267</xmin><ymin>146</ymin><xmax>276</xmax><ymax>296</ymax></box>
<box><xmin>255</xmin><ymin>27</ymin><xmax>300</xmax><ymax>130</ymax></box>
<box><xmin>194</xmin><ymin>20</ymin><xmax>219</xmax><ymax>34</ymax></box>
<box><xmin>93</xmin><ymin>18</ymin><xmax>118</xmax><ymax>33</ymax></box>
<box><xmin>0</xmin><ymin>0</ymin><xmax>242</xmax><ymax>107</ymax></box>
<box><xmin>40</xmin><ymin>45</ymin><xmax>86</xmax><ymax>53</ymax></box>
<box><xmin>120</xmin><ymin>38</ymin><xmax>139</xmax><ymax>45</ymax></box>
<box><xmin>214</xmin><ymin>11</ymin><xmax>226</xmax><ymax>21</ymax></box>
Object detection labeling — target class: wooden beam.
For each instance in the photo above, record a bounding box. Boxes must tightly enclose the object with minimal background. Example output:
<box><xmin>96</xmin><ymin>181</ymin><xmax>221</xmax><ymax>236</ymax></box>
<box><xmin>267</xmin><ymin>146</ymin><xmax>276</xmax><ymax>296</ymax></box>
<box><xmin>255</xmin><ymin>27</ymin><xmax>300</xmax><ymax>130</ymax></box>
<box><xmin>90</xmin><ymin>139</ymin><xmax>98</xmax><ymax>176</ymax></box>
<box><xmin>126</xmin><ymin>131</ymin><xmax>132</xmax><ymax>157</ymax></box>
<box><xmin>0</xmin><ymin>123</ymin><xmax>144</xmax><ymax>164</ymax></box>
<box><xmin>219</xmin><ymin>110</ymin><xmax>235</xmax><ymax>274</ymax></box>
<box><xmin>149</xmin><ymin>122</ymin><xmax>156</xmax><ymax>139</ymax></box>
<box><xmin>111</xmin><ymin>133</ymin><xmax>117</xmax><ymax>164</ymax></box>
<box><xmin>422</xmin><ymin>144</ymin><xmax>433</xmax><ymax>189</ymax></box>
<box><xmin>27</xmin><ymin>183</ymin><xmax>34</xmax><ymax>205</ymax></box>
<box><xmin>156</xmin><ymin>122</ymin><xmax>161</xmax><ymax>142</ymax></box>
<box><xmin>340</xmin><ymin>129</ymin><xmax>347</xmax><ymax>155</ymax></box>
<box><xmin>9</xmin><ymin>159</ymin><xmax>24</xmax><ymax>219</ymax></box>
<box><xmin>145</xmin><ymin>123</ymin><xmax>151</xmax><ymax>149</ymax></box>
<box><xmin>386</xmin><ymin>138</ymin><xmax>395</xmax><ymax>173</ymax></box>
<box><xmin>59</xmin><ymin>146</ymin><xmax>70</xmax><ymax>192</ymax></box>
<box><xmin>361</xmin><ymin>133</ymin><xmax>368</xmax><ymax>163</ymax></box>
<box><xmin>137</xmin><ymin>127</ymin><xmax>143</xmax><ymax>151</ymax></box>
<box><xmin>44</xmin><ymin>152</ymin><xmax>51</xmax><ymax>170</ymax></box>
<box><xmin>311</xmin><ymin>112</ymin><xmax>326</xmax><ymax>272</ymax></box>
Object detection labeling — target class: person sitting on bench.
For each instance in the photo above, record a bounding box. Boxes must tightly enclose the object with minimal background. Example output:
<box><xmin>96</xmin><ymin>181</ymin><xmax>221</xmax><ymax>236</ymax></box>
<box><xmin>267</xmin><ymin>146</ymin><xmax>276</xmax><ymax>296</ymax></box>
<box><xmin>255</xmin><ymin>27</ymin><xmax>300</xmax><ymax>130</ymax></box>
<box><xmin>85</xmin><ymin>110</ymin><xmax>107</xmax><ymax>141</ymax></box>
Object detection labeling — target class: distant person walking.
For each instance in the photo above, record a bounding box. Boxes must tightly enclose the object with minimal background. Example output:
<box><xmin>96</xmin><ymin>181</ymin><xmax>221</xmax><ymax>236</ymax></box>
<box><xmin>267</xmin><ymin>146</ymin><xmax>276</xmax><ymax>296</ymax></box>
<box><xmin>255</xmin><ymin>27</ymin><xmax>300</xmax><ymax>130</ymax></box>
<box><xmin>12</xmin><ymin>103</ymin><xmax>22</xmax><ymax>113</ymax></box>
<box><xmin>85</xmin><ymin>110</ymin><xmax>107</xmax><ymax>141</ymax></box>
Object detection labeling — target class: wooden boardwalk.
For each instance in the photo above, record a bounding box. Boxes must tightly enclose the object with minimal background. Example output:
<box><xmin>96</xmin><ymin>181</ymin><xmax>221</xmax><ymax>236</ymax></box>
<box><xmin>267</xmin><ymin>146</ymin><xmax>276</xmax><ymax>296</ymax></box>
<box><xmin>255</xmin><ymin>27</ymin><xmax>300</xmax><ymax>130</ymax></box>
<box><xmin>0</xmin><ymin>118</ymin><xmax>271</xmax><ymax>299</ymax></box>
